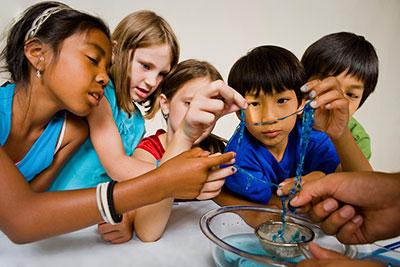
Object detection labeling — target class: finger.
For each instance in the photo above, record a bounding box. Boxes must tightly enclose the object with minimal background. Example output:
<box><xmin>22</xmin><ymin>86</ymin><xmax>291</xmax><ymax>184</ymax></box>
<box><xmin>207</xmin><ymin>165</ymin><xmax>237</xmax><ymax>182</ymax></box>
<box><xmin>336</xmin><ymin>215</ymin><xmax>364</xmax><ymax>244</ymax></box>
<box><xmin>212</xmin><ymin>81</ymin><xmax>247</xmax><ymax>110</ymax></box>
<box><xmin>320</xmin><ymin>205</ymin><xmax>356</xmax><ymax>235</ymax></box>
<box><xmin>197</xmin><ymin>98</ymin><xmax>226</xmax><ymax>115</ymax></box>
<box><xmin>289</xmin><ymin>177</ymin><xmax>337</xmax><ymax>208</ymax></box>
<box><xmin>98</xmin><ymin>223</ymin><xmax>121</xmax><ymax>235</ymax></box>
<box><xmin>277</xmin><ymin>178</ymin><xmax>295</xmax><ymax>196</ymax></box>
<box><xmin>204</xmin><ymin>151</ymin><xmax>236</xmax><ymax>167</ymax></box>
<box><xmin>308</xmin><ymin>242</ymin><xmax>348</xmax><ymax>260</ymax></box>
<box><xmin>201</xmin><ymin>179</ymin><xmax>226</xmax><ymax>192</ymax></box>
<box><xmin>311</xmin><ymin>89</ymin><xmax>348</xmax><ymax>109</ymax></box>
<box><xmin>308</xmin><ymin>197</ymin><xmax>340</xmax><ymax>223</ymax></box>
<box><xmin>101</xmin><ymin>231</ymin><xmax>123</xmax><ymax>242</ymax></box>
<box><xmin>303</xmin><ymin>77</ymin><xmax>338</xmax><ymax>96</ymax></box>
<box><xmin>197</xmin><ymin>188</ymin><xmax>222</xmax><ymax>200</ymax></box>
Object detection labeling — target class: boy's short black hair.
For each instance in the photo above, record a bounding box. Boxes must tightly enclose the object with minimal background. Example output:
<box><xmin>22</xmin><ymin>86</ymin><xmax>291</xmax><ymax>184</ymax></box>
<box><xmin>228</xmin><ymin>45</ymin><xmax>306</xmax><ymax>104</ymax></box>
<box><xmin>301</xmin><ymin>32</ymin><xmax>379</xmax><ymax>108</ymax></box>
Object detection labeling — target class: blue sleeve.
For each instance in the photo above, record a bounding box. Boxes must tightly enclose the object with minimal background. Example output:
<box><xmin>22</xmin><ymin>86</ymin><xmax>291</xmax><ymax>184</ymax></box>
<box><xmin>305</xmin><ymin>132</ymin><xmax>340</xmax><ymax>174</ymax></box>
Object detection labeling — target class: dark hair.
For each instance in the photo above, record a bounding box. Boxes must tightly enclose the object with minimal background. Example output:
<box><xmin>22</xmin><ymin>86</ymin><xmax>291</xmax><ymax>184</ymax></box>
<box><xmin>0</xmin><ymin>1</ymin><xmax>110</xmax><ymax>85</ymax></box>
<box><xmin>228</xmin><ymin>45</ymin><xmax>306</xmax><ymax>105</ymax></box>
<box><xmin>161</xmin><ymin>59</ymin><xmax>226</xmax><ymax>153</ymax></box>
<box><xmin>301</xmin><ymin>32</ymin><xmax>379</xmax><ymax>107</ymax></box>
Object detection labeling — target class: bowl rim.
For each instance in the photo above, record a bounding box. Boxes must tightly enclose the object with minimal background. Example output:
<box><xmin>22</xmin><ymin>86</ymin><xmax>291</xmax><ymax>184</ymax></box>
<box><xmin>199</xmin><ymin>205</ymin><xmax>307</xmax><ymax>267</ymax></box>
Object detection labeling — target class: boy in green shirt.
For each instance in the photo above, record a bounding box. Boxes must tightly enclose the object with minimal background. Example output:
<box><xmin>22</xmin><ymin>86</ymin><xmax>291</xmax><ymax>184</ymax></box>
<box><xmin>301</xmin><ymin>32</ymin><xmax>378</xmax><ymax>160</ymax></box>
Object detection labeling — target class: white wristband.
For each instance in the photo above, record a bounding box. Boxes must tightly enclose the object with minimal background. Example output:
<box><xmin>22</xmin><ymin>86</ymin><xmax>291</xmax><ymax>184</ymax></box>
<box><xmin>96</xmin><ymin>183</ymin><xmax>108</xmax><ymax>223</ymax></box>
<box><xmin>100</xmin><ymin>182</ymin><xmax>116</xmax><ymax>225</ymax></box>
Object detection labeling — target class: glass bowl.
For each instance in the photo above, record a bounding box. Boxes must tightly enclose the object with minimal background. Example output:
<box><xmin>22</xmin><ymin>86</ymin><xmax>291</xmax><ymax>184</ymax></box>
<box><xmin>200</xmin><ymin>205</ymin><xmax>357</xmax><ymax>267</ymax></box>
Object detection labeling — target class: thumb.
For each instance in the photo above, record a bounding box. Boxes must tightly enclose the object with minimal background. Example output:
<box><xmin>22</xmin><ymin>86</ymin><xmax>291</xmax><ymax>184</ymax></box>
<box><xmin>204</xmin><ymin>151</ymin><xmax>236</xmax><ymax>167</ymax></box>
<box><xmin>290</xmin><ymin>176</ymin><xmax>335</xmax><ymax>207</ymax></box>
<box><xmin>308</xmin><ymin>243</ymin><xmax>348</xmax><ymax>260</ymax></box>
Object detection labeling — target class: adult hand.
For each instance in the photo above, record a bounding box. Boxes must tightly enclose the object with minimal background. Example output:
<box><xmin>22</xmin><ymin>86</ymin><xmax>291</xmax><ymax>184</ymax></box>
<box><xmin>290</xmin><ymin>172</ymin><xmax>400</xmax><ymax>244</ymax></box>
<box><xmin>297</xmin><ymin>243</ymin><xmax>384</xmax><ymax>267</ymax></box>
<box><xmin>301</xmin><ymin>77</ymin><xmax>349</xmax><ymax>140</ymax></box>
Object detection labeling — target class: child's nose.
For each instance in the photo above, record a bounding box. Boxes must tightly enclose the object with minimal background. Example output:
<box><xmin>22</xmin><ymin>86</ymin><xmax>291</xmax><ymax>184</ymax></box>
<box><xmin>145</xmin><ymin>72</ymin><xmax>158</xmax><ymax>88</ymax></box>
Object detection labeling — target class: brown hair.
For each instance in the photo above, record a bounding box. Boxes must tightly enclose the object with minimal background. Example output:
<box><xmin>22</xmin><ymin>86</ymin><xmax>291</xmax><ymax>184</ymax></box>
<box><xmin>110</xmin><ymin>10</ymin><xmax>179</xmax><ymax>118</ymax></box>
<box><xmin>161</xmin><ymin>59</ymin><xmax>226</xmax><ymax>153</ymax></box>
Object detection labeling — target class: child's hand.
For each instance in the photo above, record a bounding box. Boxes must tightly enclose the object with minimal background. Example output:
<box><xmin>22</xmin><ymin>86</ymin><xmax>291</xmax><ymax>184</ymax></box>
<box><xmin>158</xmin><ymin>148</ymin><xmax>236</xmax><ymax>199</ymax></box>
<box><xmin>301</xmin><ymin>77</ymin><xmax>349</xmax><ymax>140</ymax></box>
<box><xmin>196</xmin><ymin>152</ymin><xmax>236</xmax><ymax>200</ymax></box>
<box><xmin>97</xmin><ymin>211</ymin><xmax>135</xmax><ymax>244</ymax></box>
<box><xmin>180</xmin><ymin>80</ymin><xmax>247</xmax><ymax>144</ymax></box>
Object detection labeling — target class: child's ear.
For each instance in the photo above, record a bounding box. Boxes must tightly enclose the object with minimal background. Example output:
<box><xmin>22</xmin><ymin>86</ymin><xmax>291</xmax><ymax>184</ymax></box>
<box><xmin>24</xmin><ymin>38</ymin><xmax>46</xmax><ymax>72</ymax></box>
<box><xmin>159</xmin><ymin>93</ymin><xmax>170</xmax><ymax>118</ymax></box>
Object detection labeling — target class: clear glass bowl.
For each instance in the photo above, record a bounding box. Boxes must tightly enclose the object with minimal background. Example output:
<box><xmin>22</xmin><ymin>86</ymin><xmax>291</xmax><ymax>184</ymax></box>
<box><xmin>200</xmin><ymin>205</ymin><xmax>357</xmax><ymax>267</ymax></box>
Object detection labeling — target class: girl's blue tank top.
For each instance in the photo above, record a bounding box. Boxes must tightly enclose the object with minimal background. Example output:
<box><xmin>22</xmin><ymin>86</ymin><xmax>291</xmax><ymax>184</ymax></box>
<box><xmin>48</xmin><ymin>81</ymin><xmax>145</xmax><ymax>191</ymax></box>
<box><xmin>0</xmin><ymin>82</ymin><xmax>65</xmax><ymax>182</ymax></box>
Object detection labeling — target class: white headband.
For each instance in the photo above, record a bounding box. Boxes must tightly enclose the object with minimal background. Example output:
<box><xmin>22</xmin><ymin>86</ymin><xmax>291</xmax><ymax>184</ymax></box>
<box><xmin>24</xmin><ymin>6</ymin><xmax>70</xmax><ymax>42</ymax></box>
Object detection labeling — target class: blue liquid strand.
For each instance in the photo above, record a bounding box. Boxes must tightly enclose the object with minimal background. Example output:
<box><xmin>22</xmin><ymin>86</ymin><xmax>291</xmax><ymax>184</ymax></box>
<box><xmin>278</xmin><ymin>103</ymin><xmax>314</xmax><ymax>239</ymax></box>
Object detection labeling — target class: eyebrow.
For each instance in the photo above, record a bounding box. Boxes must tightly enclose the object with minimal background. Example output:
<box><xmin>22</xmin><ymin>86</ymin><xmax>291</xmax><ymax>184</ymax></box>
<box><xmin>86</xmin><ymin>42</ymin><xmax>106</xmax><ymax>57</ymax></box>
<box><xmin>348</xmin><ymin>85</ymin><xmax>364</xmax><ymax>90</ymax></box>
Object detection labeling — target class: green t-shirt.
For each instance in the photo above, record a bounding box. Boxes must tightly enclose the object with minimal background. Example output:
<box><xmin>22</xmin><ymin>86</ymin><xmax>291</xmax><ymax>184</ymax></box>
<box><xmin>348</xmin><ymin>117</ymin><xmax>371</xmax><ymax>160</ymax></box>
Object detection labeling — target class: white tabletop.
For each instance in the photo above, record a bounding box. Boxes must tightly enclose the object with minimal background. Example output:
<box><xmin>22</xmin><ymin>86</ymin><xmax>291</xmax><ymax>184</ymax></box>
<box><xmin>0</xmin><ymin>200</ymin><xmax>220</xmax><ymax>267</ymax></box>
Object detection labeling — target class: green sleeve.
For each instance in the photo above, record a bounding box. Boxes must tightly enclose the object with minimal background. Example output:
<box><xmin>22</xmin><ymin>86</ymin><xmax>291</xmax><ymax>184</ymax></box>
<box><xmin>348</xmin><ymin>117</ymin><xmax>371</xmax><ymax>160</ymax></box>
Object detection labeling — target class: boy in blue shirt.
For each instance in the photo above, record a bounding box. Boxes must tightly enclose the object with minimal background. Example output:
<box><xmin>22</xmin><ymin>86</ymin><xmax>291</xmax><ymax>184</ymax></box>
<box><xmin>216</xmin><ymin>45</ymin><xmax>372</xmax><ymax>207</ymax></box>
<box><xmin>301</xmin><ymin>32</ymin><xmax>379</xmax><ymax>160</ymax></box>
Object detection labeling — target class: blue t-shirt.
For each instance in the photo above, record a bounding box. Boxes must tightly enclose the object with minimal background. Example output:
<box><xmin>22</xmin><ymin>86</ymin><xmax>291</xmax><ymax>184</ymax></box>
<box><xmin>0</xmin><ymin>82</ymin><xmax>65</xmax><ymax>182</ymax></box>
<box><xmin>224</xmin><ymin>121</ymin><xmax>339</xmax><ymax>204</ymax></box>
<box><xmin>48</xmin><ymin>81</ymin><xmax>145</xmax><ymax>191</ymax></box>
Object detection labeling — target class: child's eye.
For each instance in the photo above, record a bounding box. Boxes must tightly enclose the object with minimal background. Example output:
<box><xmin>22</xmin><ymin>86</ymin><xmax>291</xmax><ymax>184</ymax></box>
<box><xmin>277</xmin><ymin>98</ymin><xmax>289</xmax><ymax>104</ymax></box>
<box><xmin>87</xmin><ymin>56</ymin><xmax>99</xmax><ymax>65</ymax></box>
<box><xmin>346</xmin><ymin>93</ymin><xmax>359</xmax><ymax>99</ymax></box>
<box><xmin>248</xmin><ymin>102</ymin><xmax>260</xmax><ymax>107</ymax></box>
<box><xmin>184</xmin><ymin>101</ymin><xmax>191</xmax><ymax>106</ymax></box>
<box><xmin>142</xmin><ymin>63</ymin><xmax>150</xmax><ymax>70</ymax></box>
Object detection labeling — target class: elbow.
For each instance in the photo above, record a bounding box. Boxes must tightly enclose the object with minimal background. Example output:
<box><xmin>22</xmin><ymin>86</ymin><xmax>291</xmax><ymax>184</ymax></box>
<box><xmin>135</xmin><ymin>229</ymin><xmax>163</xmax><ymax>243</ymax></box>
<box><xmin>3</xmin><ymin>223</ymin><xmax>39</xmax><ymax>244</ymax></box>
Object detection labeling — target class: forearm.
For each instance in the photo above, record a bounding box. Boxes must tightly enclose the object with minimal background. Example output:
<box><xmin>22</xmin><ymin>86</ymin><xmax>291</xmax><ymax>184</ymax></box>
<box><xmin>0</xmin><ymin>151</ymin><xmax>168</xmax><ymax>243</ymax></box>
<box><xmin>332</xmin><ymin>129</ymin><xmax>372</xmax><ymax>172</ymax></box>
<box><xmin>134</xmin><ymin>198</ymin><xmax>174</xmax><ymax>242</ymax></box>
<box><xmin>105</xmin><ymin>155</ymin><xmax>155</xmax><ymax>181</ymax></box>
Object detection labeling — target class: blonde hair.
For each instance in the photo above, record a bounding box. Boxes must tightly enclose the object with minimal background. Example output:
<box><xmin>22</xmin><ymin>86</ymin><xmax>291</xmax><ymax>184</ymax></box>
<box><xmin>110</xmin><ymin>10</ymin><xmax>179</xmax><ymax>118</ymax></box>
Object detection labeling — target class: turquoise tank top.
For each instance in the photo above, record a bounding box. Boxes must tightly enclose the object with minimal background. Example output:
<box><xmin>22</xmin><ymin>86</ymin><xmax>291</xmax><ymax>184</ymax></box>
<box><xmin>0</xmin><ymin>82</ymin><xmax>65</xmax><ymax>182</ymax></box>
<box><xmin>48</xmin><ymin>81</ymin><xmax>145</xmax><ymax>191</ymax></box>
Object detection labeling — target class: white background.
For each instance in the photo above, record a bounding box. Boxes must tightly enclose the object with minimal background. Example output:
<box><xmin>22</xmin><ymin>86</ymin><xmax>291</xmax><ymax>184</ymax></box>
<box><xmin>1</xmin><ymin>0</ymin><xmax>399</xmax><ymax>172</ymax></box>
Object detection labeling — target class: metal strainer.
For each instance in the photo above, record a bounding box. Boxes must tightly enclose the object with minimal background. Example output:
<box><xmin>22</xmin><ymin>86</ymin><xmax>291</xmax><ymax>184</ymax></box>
<box><xmin>255</xmin><ymin>221</ymin><xmax>314</xmax><ymax>258</ymax></box>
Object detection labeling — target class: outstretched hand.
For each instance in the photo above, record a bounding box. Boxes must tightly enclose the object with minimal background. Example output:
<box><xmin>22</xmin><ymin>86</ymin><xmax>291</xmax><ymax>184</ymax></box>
<box><xmin>289</xmin><ymin>172</ymin><xmax>400</xmax><ymax>244</ymax></box>
<box><xmin>158</xmin><ymin>148</ymin><xmax>236</xmax><ymax>200</ymax></box>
